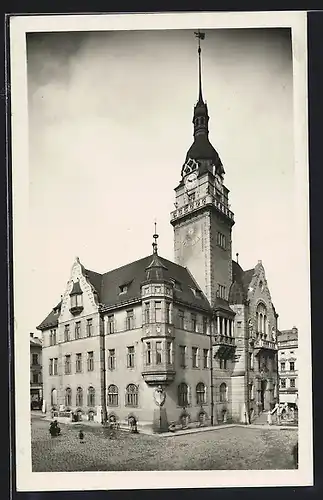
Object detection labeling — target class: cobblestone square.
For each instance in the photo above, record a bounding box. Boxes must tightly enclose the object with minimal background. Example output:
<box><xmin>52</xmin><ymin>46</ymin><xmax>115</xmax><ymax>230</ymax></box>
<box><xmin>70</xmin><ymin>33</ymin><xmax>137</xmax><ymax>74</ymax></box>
<box><xmin>31</xmin><ymin>416</ymin><xmax>298</xmax><ymax>472</ymax></box>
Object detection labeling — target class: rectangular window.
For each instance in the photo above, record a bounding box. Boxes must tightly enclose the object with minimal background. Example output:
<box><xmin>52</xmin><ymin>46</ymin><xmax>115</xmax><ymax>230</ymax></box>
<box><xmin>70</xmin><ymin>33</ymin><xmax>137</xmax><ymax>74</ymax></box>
<box><xmin>191</xmin><ymin>313</ymin><xmax>197</xmax><ymax>332</ymax></box>
<box><xmin>108</xmin><ymin>349</ymin><xmax>116</xmax><ymax>370</ymax></box>
<box><xmin>203</xmin><ymin>349</ymin><xmax>209</xmax><ymax>368</ymax></box>
<box><xmin>280</xmin><ymin>378</ymin><xmax>286</xmax><ymax>388</ymax></box>
<box><xmin>126</xmin><ymin>310</ymin><xmax>134</xmax><ymax>330</ymax></box>
<box><xmin>50</xmin><ymin>329</ymin><xmax>57</xmax><ymax>345</ymax></box>
<box><xmin>76</xmin><ymin>353</ymin><xmax>82</xmax><ymax>373</ymax></box>
<box><xmin>32</xmin><ymin>372</ymin><xmax>39</xmax><ymax>384</ymax></box>
<box><xmin>32</xmin><ymin>353</ymin><xmax>39</xmax><ymax>365</ymax></box>
<box><xmin>87</xmin><ymin>351</ymin><xmax>94</xmax><ymax>371</ymax></box>
<box><xmin>64</xmin><ymin>355</ymin><xmax>71</xmax><ymax>375</ymax></box>
<box><xmin>53</xmin><ymin>358</ymin><xmax>58</xmax><ymax>375</ymax></box>
<box><xmin>146</xmin><ymin>342</ymin><xmax>151</xmax><ymax>365</ymax></box>
<box><xmin>166</xmin><ymin>341</ymin><xmax>172</xmax><ymax>364</ymax></box>
<box><xmin>71</xmin><ymin>294</ymin><xmax>82</xmax><ymax>308</ymax></box>
<box><xmin>144</xmin><ymin>302</ymin><xmax>150</xmax><ymax>324</ymax></box>
<box><xmin>192</xmin><ymin>347</ymin><xmax>198</xmax><ymax>368</ymax></box>
<box><xmin>217</xmin><ymin>232</ymin><xmax>226</xmax><ymax>249</ymax></box>
<box><xmin>203</xmin><ymin>317</ymin><xmax>208</xmax><ymax>334</ymax></box>
<box><xmin>127</xmin><ymin>346</ymin><xmax>135</xmax><ymax>368</ymax></box>
<box><xmin>75</xmin><ymin>321</ymin><xmax>81</xmax><ymax>339</ymax></box>
<box><xmin>107</xmin><ymin>315</ymin><xmax>115</xmax><ymax>334</ymax></box>
<box><xmin>49</xmin><ymin>358</ymin><xmax>53</xmax><ymax>376</ymax></box>
<box><xmin>87</xmin><ymin>318</ymin><xmax>93</xmax><ymax>337</ymax></box>
<box><xmin>154</xmin><ymin>301</ymin><xmax>162</xmax><ymax>323</ymax></box>
<box><xmin>217</xmin><ymin>284</ymin><xmax>226</xmax><ymax>299</ymax></box>
<box><xmin>220</xmin><ymin>358</ymin><xmax>227</xmax><ymax>370</ymax></box>
<box><xmin>281</xmin><ymin>362</ymin><xmax>286</xmax><ymax>371</ymax></box>
<box><xmin>64</xmin><ymin>324</ymin><xmax>70</xmax><ymax>342</ymax></box>
<box><xmin>156</xmin><ymin>341</ymin><xmax>162</xmax><ymax>364</ymax></box>
<box><xmin>289</xmin><ymin>361</ymin><xmax>295</xmax><ymax>371</ymax></box>
<box><xmin>179</xmin><ymin>345</ymin><xmax>186</xmax><ymax>368</ymax></box>
<box><xmin>290</xmin><ymin>378</ymin><xmax>296</xmax><ymax>388</ymax></box>
<box><xmin>178</xmin><ymin>310</ymin><xmax>184</xmax><ymax>329</ymax></box>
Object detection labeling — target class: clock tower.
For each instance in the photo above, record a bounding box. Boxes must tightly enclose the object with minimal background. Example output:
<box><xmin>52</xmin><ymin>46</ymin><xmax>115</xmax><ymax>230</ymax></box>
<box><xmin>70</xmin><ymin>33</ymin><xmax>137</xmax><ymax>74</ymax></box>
<box><xmin>170</xmin><ymin>31</ymin><xmax>235</xmax><ymax>308</ymax></box>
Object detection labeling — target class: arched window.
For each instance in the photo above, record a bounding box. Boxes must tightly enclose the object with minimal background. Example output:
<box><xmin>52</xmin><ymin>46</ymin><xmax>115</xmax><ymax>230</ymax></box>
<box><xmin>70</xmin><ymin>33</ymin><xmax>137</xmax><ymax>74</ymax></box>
<box><xmin>256</xmin><ymin>303</ymin><xmax>267</xmax><ymax>334</ymax></box>
<box><xmin>178</xmin><ymin>382</ymin><xmax>189</xmax><ymax>407</ymax></box>
<box><xmin>65</xmin><ymin>387</ymin><xmax>72</xmax><ymax>407</ymax></box>
<box><xmin>87</xmin><ymin>386</ymin><xmax>95</xmax><ymax>407</ymax></box>
<box><xmin>196</xmin><ymin>383</ymin><xmax>206</xmax><ymax>405</ymax></box>
<box><xmin>219</xmin><ymin>382</ymin><xmax>227</xmax><ymax>403</ymax></box>
<box><xmin>125</xmin><ymin>384</ymin><xmax>138</xmax><ymax>407</ymax></box>
<box><xmin>108</xmin><ymin>384</ymin><xmax>118</xmax><ymax>406</ymax></box>
<box><xmin>51</xmin><ymin>388</ymin><xmax>57</xmax><ymax>407</ymax></box>
<box><xmin>76</xmin><ymin>387</ymin><xmax>83</xmax><ymax>407</ymax></box>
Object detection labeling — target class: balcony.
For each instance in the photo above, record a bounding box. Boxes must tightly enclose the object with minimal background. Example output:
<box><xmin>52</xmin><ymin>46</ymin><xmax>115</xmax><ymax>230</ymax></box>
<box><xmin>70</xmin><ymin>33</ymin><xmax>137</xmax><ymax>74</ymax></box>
<box><xmin>170</xmin><ymin>194</ymin><xmax>234</xmax><ymax>225</ymax></box>
<box><xmin>213</xmin><ymin>335</ymin><xmax>236</xmax><ymax>360</ymax></box>
<box><xmin>69</xmin><ymin>305</ymin><xmax>84</xmax><ymax>316</ymax></box>
<box><xmin>254</xmin><ymin>338</ymin><xmax>277</xmax><ymax>351</ymax></box>
<box><xmin>141</xmin><ymin>323</ymin><xmax>175</xmax><ymax>339</ymax></box>
<box><xmin>142</xmin><ymin>362</ymin><xmax>176</xmax><ymax>385</ymax></box>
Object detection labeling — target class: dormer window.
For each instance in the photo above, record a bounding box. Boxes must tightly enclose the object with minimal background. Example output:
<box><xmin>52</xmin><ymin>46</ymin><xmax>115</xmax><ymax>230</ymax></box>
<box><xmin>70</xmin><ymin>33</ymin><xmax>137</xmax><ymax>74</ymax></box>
<box><xmin>119</xmin><ymin>281</ymin><xmax>132</xmax><ymax>295</ymax></box>
<box><xmin>170</xmin><ymin>278</ymin><xmax>182</xmax><ymax>292</ymax></box>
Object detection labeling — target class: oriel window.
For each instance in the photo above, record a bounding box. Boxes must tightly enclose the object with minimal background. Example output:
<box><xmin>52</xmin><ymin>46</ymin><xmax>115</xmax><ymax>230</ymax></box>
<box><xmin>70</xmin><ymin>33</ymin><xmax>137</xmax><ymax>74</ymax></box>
<box><xmin>156</xmin><ymin>341</ymin><xmax>162</xmax><ymax>364</ymax></box>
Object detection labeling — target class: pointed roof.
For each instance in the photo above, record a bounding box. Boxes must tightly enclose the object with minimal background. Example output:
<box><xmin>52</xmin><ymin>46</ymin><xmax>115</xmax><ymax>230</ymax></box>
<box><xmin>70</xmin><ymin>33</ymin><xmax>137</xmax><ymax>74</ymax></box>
<box><xmin>69</xmin><ymin>280</ymin><xmax>83</xmax><ymax>296</ymax></box>
<box><xmin>183</xmin><ymin>31</ymin><xmax>224</xmax><ymax>176</ymax></box>
<box><xmin>145</xmin><ymin>244</ymin><xmax>168</xmax><ymax>282</ymax></box>
<box><xmin>229</xmin><ymin>260</ymin><xmax>255</xmax><ymax>304</ymax></box>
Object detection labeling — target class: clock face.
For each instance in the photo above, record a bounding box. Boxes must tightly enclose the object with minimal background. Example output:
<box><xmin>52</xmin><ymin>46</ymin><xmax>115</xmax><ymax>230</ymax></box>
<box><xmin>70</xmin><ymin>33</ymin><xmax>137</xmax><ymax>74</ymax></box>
<box><xmin>183</xmin><ymin>225</ymin><xmax>201</xmax><ymax>247</ymax></box>
<box><xmin>184</xmin><ymin>172</ymin><xmax>198</xmax><ymax>191</ymax></box>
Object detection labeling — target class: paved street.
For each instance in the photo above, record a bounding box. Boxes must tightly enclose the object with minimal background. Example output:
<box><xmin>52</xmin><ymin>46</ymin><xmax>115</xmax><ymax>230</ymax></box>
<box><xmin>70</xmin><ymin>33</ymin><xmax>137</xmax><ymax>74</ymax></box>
<box><xmin>31</xmin><ymin>415</ymin><xmax>298</xmax><ymax>472</ymax></box>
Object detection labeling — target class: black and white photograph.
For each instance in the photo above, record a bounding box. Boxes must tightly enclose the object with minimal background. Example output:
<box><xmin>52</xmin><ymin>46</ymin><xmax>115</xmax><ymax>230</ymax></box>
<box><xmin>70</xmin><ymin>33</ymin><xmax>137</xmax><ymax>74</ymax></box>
<box><xmin>10</xmin><ymin>11</ymin><xmax>312</xmax><ymax>491</ymax></box>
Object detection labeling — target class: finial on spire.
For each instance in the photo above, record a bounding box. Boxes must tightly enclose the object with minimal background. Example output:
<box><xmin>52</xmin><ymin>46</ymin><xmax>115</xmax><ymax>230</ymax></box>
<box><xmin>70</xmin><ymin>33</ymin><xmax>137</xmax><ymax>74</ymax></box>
<box><xmin>152</xmin><ymin>221</ymin><xmax>159</xmax><ymax>254</ymax></box>
<box><xmin>194</xmin><ymin>30</ymin><xmax>205</xmax><ymax>103</ymax></box>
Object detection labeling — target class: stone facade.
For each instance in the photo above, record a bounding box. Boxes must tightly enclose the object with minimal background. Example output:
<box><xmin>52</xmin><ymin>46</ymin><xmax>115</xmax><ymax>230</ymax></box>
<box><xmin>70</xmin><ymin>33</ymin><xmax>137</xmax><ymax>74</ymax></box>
<box><xmin>37</xmin><ymin>35</ymin><xmax>279</xmax><ymax>431</ymax></box>
<box><xmin>30</xmin><ymin>333</ymin><xmax>43</xmax><ymax>409</ymax></box>
<box><xmin>277</xmin><ymin>327</ymin><xmax>298</xmax><ymax>407</ymax></box>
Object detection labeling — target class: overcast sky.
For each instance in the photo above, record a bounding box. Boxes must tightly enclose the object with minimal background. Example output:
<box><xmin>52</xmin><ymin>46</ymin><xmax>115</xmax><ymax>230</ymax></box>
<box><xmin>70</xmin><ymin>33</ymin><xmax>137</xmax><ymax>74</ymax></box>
<box><xmin>27</xmin><ymin>28</ymin><xmax>297</xmax><ymax>332</ymax></box>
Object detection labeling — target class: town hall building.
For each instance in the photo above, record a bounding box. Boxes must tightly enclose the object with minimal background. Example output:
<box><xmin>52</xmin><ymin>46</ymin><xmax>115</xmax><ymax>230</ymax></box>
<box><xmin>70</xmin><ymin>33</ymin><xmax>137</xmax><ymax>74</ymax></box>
<box><xmin>37</xmin><ymin>32</ymin><xmax>279</xmax><ymax>432</ymax></box>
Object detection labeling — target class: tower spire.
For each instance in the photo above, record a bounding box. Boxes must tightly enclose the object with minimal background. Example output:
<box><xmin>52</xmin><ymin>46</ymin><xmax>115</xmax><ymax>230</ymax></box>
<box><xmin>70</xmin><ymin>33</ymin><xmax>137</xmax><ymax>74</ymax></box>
<box><xmin>194</xmin><ymin>30</ymin><xmax>205</xmax><ymax>104</ymax></box>
<box><xmin>152</xmin><ymin>221</ymin><xmax>159</xmax><ymax>254</ymax></box>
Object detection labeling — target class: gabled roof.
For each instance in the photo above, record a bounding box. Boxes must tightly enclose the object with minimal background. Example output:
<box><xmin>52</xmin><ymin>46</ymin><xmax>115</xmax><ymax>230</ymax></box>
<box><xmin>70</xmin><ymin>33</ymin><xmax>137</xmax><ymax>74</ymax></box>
<box><xmin>37</xmin><ymin>302</ymin><xmax>61</xmax><ymax>331</ymax></box>
<box><xmin>37</xmin><ymin>254</ymin><xmax>212</xmax><ymax>330</ymax></box>
<box><xmin>229</xmin><ymin>260</ymin><xmax>255</xmax><ymax>304</ymax></box>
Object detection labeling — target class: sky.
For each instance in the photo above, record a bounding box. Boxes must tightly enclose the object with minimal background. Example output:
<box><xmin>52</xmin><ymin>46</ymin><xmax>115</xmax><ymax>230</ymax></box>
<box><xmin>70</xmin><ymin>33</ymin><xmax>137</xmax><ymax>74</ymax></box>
<box><xmin>27</xmin><ymin>28</ymin><xmax>297</xmax><ymax>333</ymax></box>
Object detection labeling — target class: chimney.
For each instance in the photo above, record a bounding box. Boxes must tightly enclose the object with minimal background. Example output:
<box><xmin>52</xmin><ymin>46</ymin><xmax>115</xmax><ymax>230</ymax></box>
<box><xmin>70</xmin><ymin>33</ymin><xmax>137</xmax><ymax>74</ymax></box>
<box><xmin>30</xmin><ymin>332</ymin><xmax>34</xmax><ymax>338</ymax></box>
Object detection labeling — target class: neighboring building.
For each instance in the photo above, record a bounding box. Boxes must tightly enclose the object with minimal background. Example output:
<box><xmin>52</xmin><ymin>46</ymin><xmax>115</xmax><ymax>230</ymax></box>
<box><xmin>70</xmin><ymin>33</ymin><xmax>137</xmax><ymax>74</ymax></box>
<box><xmin>30</xmin><ymin>333</ymin><xmax>43</xmax><ymax>410</ymax></box>
<box><xmin>277</xmin><ymin>327</ymin><xmax>298</xmax><ymax>408</ymax></box>
<box><xmin>37</xmin><ymin>33</ymin><xmax>279</xmax><ymax>431</ymax></box>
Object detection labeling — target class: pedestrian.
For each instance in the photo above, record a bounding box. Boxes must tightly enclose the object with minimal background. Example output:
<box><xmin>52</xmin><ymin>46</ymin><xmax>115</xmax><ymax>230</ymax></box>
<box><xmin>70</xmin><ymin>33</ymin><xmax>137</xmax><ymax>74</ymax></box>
<box><xmin>78</xmin><ymin>429</ymin><xmax>84</xmax><ymax>443</ymax></box>
<box><xmin>267</xmin><ymin>410</ymin><xmax>272</xmax><ymax>425</ymax></box>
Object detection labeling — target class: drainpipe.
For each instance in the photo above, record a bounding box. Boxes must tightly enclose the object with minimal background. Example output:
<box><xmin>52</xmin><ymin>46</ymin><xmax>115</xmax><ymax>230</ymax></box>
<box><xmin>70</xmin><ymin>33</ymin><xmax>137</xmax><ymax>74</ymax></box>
<box><xmin>209</xmin><ymin>314</ymin><xmax>216</xmax><ymax>426</ymax></box>
<box><xmin>99</xmin><ymin>309</ymin><xmax>108</xmax><ymax>425</ymax></box>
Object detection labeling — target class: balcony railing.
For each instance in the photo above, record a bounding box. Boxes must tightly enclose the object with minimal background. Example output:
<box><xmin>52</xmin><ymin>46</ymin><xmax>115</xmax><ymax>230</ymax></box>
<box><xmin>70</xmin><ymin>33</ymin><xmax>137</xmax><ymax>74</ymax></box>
<box><xmin>254</xmin><ymin>338</ymin><xmax>277</xmax><ymax>351</ymax></box>
<box><xmin>213</xmin><ymin>335</ymin><xmax>235</xmax><ymax>347</ymax></box>
<box><xmin>171</xmin><ymin>194</ymin><xmax>234</xmax><ymax>224</ymax></box>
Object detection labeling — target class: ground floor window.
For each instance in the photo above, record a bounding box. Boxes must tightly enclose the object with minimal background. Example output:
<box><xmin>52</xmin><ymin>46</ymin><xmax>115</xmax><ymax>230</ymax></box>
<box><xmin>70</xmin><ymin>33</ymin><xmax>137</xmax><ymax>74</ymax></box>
<box><xmin>219</xmin><ymin>383</ymin><xmax>227</xmax><ymax>402</ymax></box>
<box><xmin>178</xmin><ymin>383</ymin><xmax>189</xmax><ymax>407</ymax></box>
<box><xmin>196</xmin><ymin>383</ymin><xmax>206</xmax><ymax>404</ymax></box>
<box><xmin>87</xmin><ymin>386</ymin><xmax>95</xmax><ymax>407</ymax></box>
<box><xmin>125</xmin><ymin>384</ymin><xmax>138</xmax><ymax>407</ymax></box>
<box><xmin>108</xmin><ymin>384</ymin><xmax>118</xmax><ymax>406</ymax></box>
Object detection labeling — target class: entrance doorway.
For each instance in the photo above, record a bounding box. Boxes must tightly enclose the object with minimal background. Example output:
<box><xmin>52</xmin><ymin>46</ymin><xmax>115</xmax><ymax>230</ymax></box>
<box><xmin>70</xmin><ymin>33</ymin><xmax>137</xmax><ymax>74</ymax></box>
<box><xmin>260</xmin><ymin>380</ymin><xmax>267</xmax><ymax>411</ymax></box>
